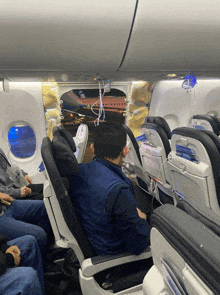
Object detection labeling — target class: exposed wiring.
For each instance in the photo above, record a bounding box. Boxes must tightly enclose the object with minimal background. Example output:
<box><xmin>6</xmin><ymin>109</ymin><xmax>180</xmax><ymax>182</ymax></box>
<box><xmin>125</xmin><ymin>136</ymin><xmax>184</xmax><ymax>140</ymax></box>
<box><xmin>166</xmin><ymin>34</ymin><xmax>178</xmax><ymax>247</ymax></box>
<box><xmin>93</xmin><ymin>79</ymin><xmax>106</xmax><ymax>126</ymax></box>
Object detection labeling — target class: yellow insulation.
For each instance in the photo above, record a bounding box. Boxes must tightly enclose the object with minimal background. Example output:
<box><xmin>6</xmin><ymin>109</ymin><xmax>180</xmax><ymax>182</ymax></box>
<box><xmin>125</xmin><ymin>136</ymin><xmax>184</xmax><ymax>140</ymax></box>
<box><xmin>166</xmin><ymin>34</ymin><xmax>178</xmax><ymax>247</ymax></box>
<box><xmin>131</xmin><ymin>81</ymin><xmax>153</xmax><ymax>104</ymax></box>
<box><xmin>128</xmin><ymin>107</ymin><xmax>149</xmax><ymax>138</ymax></box>
<box><xmin>41</xmin><ymin>82</ymin><xmax>61</xmax><ymax>138</ymax></box>
<box><xmin>46</xmin><ymin>109</ymin><xmax>60</xmax><ymax>119</ymax></box>
<box><xmin>127</xmin><ymin>81</ymin><xmax>154</xmax><ymax>137</ymax></box>
<box><xmin>42</xmin><ymin>82</ymin><xmax>59</xmax><ymax>108</ymax></box>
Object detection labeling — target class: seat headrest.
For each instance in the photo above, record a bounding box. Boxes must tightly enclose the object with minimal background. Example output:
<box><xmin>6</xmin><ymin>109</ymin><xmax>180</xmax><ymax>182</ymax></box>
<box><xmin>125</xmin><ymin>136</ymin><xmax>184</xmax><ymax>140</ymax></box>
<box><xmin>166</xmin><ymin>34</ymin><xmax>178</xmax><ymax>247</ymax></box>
<box><xmin>172</xmin><ymin>127</ymin><xmax>220</xmax><ymax>206</ymax></box>
<box><xmin>177</xmin><ymin>198</ymin><xmax>220</xmax><ymax>237</ymax></box>
<box><xmin>53</xmin><ymin>126</ymin><xmax>77</xmax><ymax>153</ymax></box>
<box><xmin>199</xmin><ymin>129</ymin><xmax>220</xmax><ymax>154</ymax></box>
<box><xmin>208</xmin><ymin>115</ymin><xmax>220</xmax><ymax>134</ymax></box>
<box><xmin>52</xmin><ymin>134</ymin><xmax>79</xmax><ymax>177</ymax></box>
<box><xmin>192</xmin><ymin>114</ymin><xmax>219</xmax><ymax>136</ymax></box>
<box><xmin>145</xmin><ymin>116</ymin><xmax>171</xmax><ymax>139</ymax></box>
<box><xmin>141</xmin><ymin>122</ymin><xmax>171</xmax><ymax>157</ymax></box>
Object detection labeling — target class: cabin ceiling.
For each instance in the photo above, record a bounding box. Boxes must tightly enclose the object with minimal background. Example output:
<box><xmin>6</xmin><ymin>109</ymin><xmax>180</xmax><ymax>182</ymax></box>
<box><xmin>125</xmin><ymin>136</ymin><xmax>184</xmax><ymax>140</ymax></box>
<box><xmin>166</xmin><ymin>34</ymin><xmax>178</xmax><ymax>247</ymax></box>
<box><xmin>1</xmin><ymin>0</ymin><xmax>220</xmax><ymax>82</ymax></box>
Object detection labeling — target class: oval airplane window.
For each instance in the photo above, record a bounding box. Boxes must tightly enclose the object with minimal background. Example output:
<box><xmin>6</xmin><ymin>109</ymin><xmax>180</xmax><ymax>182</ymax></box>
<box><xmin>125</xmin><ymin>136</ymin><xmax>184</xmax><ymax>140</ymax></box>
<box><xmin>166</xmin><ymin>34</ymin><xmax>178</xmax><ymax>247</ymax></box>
<box><xmin>8</xmin><ymin>125</ymin><xmax>36</xmax><ymax>158</ymax></box>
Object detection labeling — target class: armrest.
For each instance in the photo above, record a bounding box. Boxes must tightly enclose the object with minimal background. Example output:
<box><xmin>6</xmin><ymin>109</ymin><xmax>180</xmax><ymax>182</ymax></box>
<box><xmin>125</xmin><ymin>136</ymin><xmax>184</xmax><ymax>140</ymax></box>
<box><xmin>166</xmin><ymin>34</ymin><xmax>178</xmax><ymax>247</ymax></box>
<box><xmin>43</xmin><ymin>180</ymin><xmax>52</xmax><ymax>198</ymax></box>
<box><xmin>81</xmin><ymin>246</ymin><xmax>151</xmax><ymax>277</ymax></box>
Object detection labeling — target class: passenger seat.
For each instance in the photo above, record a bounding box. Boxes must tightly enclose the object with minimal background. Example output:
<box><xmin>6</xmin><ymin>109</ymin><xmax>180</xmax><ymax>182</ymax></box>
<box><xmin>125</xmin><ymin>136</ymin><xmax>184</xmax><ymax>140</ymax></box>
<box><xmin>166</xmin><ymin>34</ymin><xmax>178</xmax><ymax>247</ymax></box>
<box><xmin>167</xmin><ymin>127</ymin><xmax>220</xmax><ymax>214</ymax></box>
<box><xmin>142</xmin><ymin>202</ymin><xmax>220</xmax><ymax>295</ymax></box>
<box><xmin>189</xmin><ymin>114</ymin><xmax>220</xmax><ymax>135</ymax></box>
<box><xmin>139</xmin><ymin>117</ymin><xmax>176</xmax><ymax>205</ymax></box>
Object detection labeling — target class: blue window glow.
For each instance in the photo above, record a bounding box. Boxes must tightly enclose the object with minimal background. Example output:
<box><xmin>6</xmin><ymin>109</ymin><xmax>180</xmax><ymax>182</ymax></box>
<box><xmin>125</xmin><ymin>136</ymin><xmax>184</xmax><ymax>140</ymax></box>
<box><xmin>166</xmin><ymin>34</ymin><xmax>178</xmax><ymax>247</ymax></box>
<box><xmin>8</xmin><ymin>126</ymin><xmax>36</xmax><ymax>158</ymax></box>
<box><xmin>38</xmin><ymin>162</ymin><xmax>45</xmax><ymax>172</ymax></box>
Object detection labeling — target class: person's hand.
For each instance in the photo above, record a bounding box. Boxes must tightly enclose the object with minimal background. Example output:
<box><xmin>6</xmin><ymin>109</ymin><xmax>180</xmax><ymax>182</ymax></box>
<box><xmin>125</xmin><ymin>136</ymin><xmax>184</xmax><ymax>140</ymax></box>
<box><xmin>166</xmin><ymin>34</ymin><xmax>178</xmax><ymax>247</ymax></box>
<box><xmin>6</xmin><ymin>246</ymin><xmax>21</xmax><ymax>266</ymax></box>
<box><xmin>137</xmin><ymin>208</ymin><xmax>147</xmax><ymax>220</ymax></box>
<box><xmin>0</xmin><ymin>193</ymin><xmax>14</xmax><ymax>206</ymax></box>
<box><xmin>6</xmin><ymin>246</ymin><xmax>20</xmax><ymax>256</ymax></box>
<box><xmin>24</xmin><ymin>174</ymin><xmax>32</xmax><ymax>184</ymax></box>
<box><xmin>21</xmin><ymin>186</ymin><xmax>32</xmax><ymax>197</ymax></box>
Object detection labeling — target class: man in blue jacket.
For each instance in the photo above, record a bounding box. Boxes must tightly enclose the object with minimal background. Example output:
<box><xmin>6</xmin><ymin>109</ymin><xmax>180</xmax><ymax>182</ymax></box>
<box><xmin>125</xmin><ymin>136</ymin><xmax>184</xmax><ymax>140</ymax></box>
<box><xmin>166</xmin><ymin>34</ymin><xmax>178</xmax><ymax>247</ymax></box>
<box><xmin>70</xmin><ymin>122</ymin><xmax>151</xmax><ymax>256</ymax></box>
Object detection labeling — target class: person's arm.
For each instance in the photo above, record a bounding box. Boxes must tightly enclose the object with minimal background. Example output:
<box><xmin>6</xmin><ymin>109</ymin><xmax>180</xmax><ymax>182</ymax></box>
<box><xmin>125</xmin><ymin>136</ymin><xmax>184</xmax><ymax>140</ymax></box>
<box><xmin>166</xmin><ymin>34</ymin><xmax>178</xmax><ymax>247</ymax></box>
<box><xmin>106</xmin><ymin>185</ymin><xmax>151</xmax><ymax>255</ymax></box>
<box><xmin>0</xmin><ymin>193</ymin><xmax>14</xmax><ymax>206</ymax></box>
<box><xmin>0</xmin><ymin>251</ymin><xmax>15</xmax><ymax>275</ymax></box>
<box><xmin>0</xmin><ymin>183</ymin><xmax>21</xmax><ymax>198</ymax></box>
<box><xmin>24</xmin><ymin>174</ymin><xmax>32</xmax><ymax>184</ymax></box>
<box><xmin>0</xmin><ymin>235</ymin><xmax>15</xmax><ymax>276</ymax></box>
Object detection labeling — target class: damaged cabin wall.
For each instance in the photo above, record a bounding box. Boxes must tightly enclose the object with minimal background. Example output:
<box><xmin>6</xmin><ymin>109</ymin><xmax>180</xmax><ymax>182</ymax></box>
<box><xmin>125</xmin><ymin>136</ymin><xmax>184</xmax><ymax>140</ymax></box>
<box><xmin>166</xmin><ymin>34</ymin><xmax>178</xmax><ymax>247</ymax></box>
<box><xmin>127</xmin><ymin>81</ymin><xmax>154</xmax><ymax>137</ymax></box>
<box><xmin>42</xmin><ymin>82</ymin><xmax>62</xmax><ymax>140</ymax></box>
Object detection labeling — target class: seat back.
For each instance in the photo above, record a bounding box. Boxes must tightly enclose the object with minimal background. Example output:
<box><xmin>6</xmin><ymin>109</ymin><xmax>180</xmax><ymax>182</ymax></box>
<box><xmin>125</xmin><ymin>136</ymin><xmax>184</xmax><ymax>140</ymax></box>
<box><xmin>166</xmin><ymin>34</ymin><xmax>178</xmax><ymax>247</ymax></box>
<box><xmin>53</xmin><ymin>124</ymin><xmax>88</xmax><ymax>163</ymax></box>
<box><xmin>209</xmin><ymin>115</ymin><xmax>220</xmax><ymax>134</ymax></box>
<box><xmin>139</xmin><ymin>123</ymin><xmax>171</xmax><ymax>185</ymax></box>
<box><xmin>53</xmin><ymin>125</ymin><xmax>77</xmax><ymax>153</ymax></box>
<box><xmin>143</xmin><ymin>204</ymin><xmax>220</xmax><ymax>295</ymax></box>
<box><xmin>73</xmin><ymin>124</ymin><xmax>89</xmax><ymax>163</ymax></box>
<box><xmin>167</xmin><ymin>127</ymin><xmax>220</xmax><ymax>214</ymax></box>
<box><xmin>177</xmin><ymin>198</ymin><xmax>220</xmax><ymax>237</ymax></box>
<box><xmin>199</xmin><ymin>129</ymin><xmax>220</xmax><ymax>154</ymax></box>
<box><xmin>122</xmin><ymin>124</ymin><xmax>150</xmax><ymax>189</ymax></box>
<box><xmin>41</xmin><ymin>135</ymin><xmax>95</xmax><ymax>265</ymax></box>
<box><xmin>139</xmin><ymin>123</ymin><xmax>175</xmax><ymax>204</ymax></box>
<box><xmin>189</xmin><ymin>114</ymin><xmax>219</xmax><ymax>135</ymax></box>
<box><xmin>145</xmin><ymin>116</ymin><xmax>172</xmax><ymax>139</ymax></box>
<box><xmin>123</xmin><ymin>124</ymin><xmax>142</xmax><ymax>166</ymax></box>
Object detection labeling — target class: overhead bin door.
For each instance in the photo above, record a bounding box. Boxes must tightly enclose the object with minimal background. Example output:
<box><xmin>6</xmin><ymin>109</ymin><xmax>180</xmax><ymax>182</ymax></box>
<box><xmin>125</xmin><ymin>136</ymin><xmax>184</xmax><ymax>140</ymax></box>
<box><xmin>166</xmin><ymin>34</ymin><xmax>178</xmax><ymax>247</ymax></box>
<box><xmin>0</xmin><ymin>0</ymin><xmax>136</xmax><ymax>73</ymax></box>
<box><xmin>119</xmin><ymin>0</ymin><xmax>220</xmax><ymax>73</ymax></box>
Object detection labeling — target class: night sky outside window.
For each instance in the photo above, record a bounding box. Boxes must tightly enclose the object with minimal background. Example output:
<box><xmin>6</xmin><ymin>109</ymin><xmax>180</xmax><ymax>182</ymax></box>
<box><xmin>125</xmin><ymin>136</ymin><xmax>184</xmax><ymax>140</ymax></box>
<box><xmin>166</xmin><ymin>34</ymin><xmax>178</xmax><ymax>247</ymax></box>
<box><xmin>8</xmin><ymin>125</ymin><xmax>36</xmax><ymax>158</ymax></box>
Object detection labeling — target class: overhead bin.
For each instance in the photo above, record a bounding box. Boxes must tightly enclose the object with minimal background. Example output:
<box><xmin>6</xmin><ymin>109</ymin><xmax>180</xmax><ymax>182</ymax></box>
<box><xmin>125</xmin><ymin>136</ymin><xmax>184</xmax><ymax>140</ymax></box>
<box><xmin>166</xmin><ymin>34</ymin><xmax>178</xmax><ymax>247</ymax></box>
<box><xmin>0</xmin><ymin>0</ymin><xmax>136</xmax><ymax>73</ymax></box>
<box><xmin>120</xmin><ymin>0</ymin><xmax>220</xmax><ymax>73</ymax></box>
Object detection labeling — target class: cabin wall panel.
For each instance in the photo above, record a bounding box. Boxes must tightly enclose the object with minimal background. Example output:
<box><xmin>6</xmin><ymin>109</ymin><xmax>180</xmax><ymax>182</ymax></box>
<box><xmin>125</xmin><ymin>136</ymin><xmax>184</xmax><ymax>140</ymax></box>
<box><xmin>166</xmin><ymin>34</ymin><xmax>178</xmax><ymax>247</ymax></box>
<box><xmin>149</xmin><ymin>80</ymin><xmax>220</xmax><ymax>131</ymax></box>
<box><xmin>0</xmin><ymin>82</ymin><xmax>47</xmax><ymax>176</ymax></box>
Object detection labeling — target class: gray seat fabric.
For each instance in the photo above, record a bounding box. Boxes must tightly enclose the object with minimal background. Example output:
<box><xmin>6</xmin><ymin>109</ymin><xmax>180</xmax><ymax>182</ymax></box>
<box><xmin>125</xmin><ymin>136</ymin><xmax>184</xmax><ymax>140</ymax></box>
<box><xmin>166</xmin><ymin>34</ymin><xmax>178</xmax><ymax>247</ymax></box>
<box><xmin>52</xmin><ymin>125</ymin><xmax>77</xmax><ymax>153</ymax></box>
<box><xmin>208</xmin><ymin>115</ymin><xmax>220</xmax><ymax>134</ymax></box>
<box><xmin>177</xmin><ymin>198</ymin><xmax>220</xmax><ymax>236</ymax></box>
<box><xmin>199</xmin><ymin>129</ymin><xmax>220</xmax><ymax>154</ymax></box>
<box><xmin>53</xmin><ymin>124</ymin><xmax>89</xmax><ymax>164</ymax></box>
<box><xmin>122</xmin><ymin>124</ymin><xmax>151</xmax><ymax>192</ymax></box>
<box><xmin>145</xmin><ymin>116</ymin><xmax>172</xmax><ymax>139</ymax></box>
<box><xmin>123</xmin><ymin>124</ymin><xmax>142</xmax><ymax>165</ymax></box>
<box><xmin>143</xmin><ymin>204</ymin><xmax>220</xmax><ymax>295</ymax></box>
<box><xmin>190</xmin><ymin>114</ymin><xmax>219</xmax><ymax>135</ymax></box>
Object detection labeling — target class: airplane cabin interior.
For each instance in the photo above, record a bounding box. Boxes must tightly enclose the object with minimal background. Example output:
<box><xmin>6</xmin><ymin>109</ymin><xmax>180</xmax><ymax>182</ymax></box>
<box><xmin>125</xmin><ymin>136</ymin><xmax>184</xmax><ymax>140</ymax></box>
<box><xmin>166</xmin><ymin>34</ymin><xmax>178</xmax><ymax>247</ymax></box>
<box><xmin>1</xmin><ymin>0</ymin><xmax>220</xmax><ymax>294</ymax></box>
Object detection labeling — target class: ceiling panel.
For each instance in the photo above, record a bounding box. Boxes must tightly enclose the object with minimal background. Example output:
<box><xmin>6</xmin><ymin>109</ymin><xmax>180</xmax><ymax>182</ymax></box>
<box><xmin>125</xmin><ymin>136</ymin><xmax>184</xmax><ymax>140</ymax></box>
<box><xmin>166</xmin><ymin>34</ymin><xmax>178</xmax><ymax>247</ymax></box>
<box><xmin>120</xmin><ymin>0</ymin><xmax>220</xmax><ymax>74</ymax></box>
<box><xmin>0</xmin><ymin>0</ymin><xmax>136</xmax><ymax>73</ymax></box>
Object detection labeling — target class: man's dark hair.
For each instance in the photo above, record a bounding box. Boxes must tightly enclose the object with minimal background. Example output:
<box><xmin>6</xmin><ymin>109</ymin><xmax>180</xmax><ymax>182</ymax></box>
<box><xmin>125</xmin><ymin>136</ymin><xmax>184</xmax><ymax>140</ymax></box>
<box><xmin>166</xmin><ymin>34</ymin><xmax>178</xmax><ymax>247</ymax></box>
<box><xmin>93</xmin><ymin>122</ymin><xmax>127</xmax><ymax>159</ymax></box>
